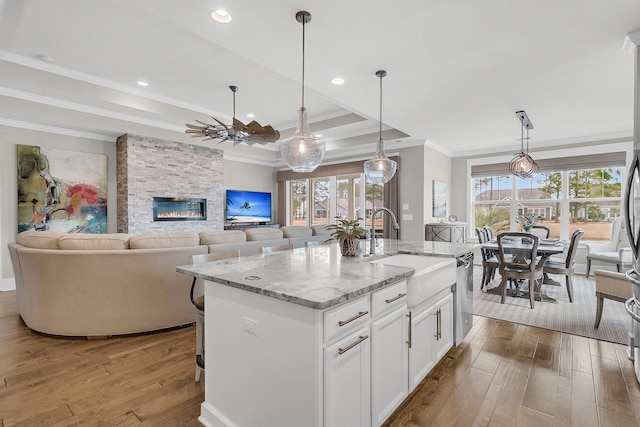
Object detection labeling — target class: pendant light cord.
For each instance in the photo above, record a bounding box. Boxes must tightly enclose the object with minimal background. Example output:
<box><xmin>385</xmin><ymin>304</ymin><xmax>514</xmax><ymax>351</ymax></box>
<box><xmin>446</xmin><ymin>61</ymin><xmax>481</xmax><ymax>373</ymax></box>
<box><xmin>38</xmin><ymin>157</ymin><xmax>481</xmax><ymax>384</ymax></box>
<box><xmin>379</xmin><ymin>73</ymin><xmax>383</xmax><ymax>137</ymax></box>
<box><xmin>301</xmin><ymin>18</ymin><xmax>306</xmax><ymax>109</ymax></box>
<box><xmin>520</xmin><ymin>121</ymin><xmax>524</xmax><ymax>153</ymax></box>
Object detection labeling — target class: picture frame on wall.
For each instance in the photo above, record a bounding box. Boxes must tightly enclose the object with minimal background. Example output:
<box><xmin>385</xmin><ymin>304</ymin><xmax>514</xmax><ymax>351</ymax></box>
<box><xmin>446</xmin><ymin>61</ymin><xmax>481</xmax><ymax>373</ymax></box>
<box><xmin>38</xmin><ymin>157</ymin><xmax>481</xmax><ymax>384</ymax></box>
<box><xmin>17</xmin><ymin>144</ymin><xmax>108</xmax><ymax>233</ymax></box>
<box><xmin>432</xmin><ymin>180</ymin><xmax>447</xmax><ymax>219</ymax></box>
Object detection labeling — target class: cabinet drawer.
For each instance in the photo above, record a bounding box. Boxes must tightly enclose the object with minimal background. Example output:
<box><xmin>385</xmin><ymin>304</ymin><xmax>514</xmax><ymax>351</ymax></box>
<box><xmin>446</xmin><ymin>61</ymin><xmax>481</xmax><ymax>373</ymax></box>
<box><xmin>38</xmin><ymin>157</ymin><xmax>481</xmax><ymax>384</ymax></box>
<box><xmin>324</xmin><ymin>296</ymin><xmax>370</xmax><ymax>343</ymax></box>
<box><xmin>371</xmin><ymin>280</ymin><xmax>407</xmax><ymax>319</ymax></box>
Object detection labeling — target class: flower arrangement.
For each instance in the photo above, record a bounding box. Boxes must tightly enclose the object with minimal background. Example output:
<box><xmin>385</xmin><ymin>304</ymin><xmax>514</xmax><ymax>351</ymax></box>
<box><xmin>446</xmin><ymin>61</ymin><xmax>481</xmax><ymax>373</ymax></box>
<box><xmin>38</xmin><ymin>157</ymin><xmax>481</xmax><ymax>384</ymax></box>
<box><xmin>516</xmin><ymin>213</ymin><xmax>537</xmax><ymax>232</ymax></box>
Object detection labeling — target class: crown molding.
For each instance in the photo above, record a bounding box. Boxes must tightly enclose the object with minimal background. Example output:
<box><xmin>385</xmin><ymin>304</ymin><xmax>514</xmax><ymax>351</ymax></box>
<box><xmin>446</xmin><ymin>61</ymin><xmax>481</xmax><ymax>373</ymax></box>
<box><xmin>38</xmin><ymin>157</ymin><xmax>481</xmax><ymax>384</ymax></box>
<box><xmin>623</xmin><ymin>30</ymin><xmax>640</xmax><ymax>52</ymax></box>
<box><xmin>0</xmin><ymin>50</ymin><xmax>227</xmax><ymax>118</ymax></box>
<box><xmin>0</xmin><ymin>118</ymin><xmax>115</xmax><ymax>142</ymax></box>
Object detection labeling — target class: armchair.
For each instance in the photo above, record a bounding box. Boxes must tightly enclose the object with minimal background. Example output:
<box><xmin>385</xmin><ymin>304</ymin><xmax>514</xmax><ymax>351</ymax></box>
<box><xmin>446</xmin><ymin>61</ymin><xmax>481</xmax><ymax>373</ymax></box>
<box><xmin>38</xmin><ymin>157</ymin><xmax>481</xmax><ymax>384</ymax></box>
<box><xmin>585</xmin><ymin>217</ymin><xmax>633</xmax><ymax>278</ymax></box>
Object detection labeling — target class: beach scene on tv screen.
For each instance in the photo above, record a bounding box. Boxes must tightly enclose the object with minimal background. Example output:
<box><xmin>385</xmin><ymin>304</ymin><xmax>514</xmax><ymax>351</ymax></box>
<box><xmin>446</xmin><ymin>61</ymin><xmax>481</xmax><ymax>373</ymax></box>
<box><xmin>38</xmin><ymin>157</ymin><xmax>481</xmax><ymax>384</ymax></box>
<box><xmin>226</xmin><ymin>191</ymin><xmax>271</xmax><ymax>223</ymax></box>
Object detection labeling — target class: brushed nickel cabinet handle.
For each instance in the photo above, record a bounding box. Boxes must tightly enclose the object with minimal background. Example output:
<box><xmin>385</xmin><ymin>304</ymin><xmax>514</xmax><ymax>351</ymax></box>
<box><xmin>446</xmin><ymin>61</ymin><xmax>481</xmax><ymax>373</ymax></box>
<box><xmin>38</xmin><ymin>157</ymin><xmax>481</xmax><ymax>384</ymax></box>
<box><xmin>385</xmin><ymin>293</ymin><xmax>407</xmax><ymax>304</ymax></box>
<box><xmin>338</xmin><ymin>335</ymin><xmax>369</xmax><ymax>355</ymax></box>
<box><xmin>406</xmin><ymin>312</ymin><xmax>412</xmax><ymax>348</ymax></box>
<box><xmin>338</xmin><ymin>310</ymin><xmax>369</xmax><ymax>327</ymax></box>
<box><xmin>437</xmin><ymin>309</ymin><xmax>442</xmax><ymax>340</ymax></box>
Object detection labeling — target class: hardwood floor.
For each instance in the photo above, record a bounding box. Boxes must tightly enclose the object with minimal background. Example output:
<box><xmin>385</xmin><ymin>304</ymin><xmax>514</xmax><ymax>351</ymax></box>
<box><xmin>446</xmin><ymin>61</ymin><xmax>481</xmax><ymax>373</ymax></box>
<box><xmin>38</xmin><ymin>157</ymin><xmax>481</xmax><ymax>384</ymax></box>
<box><xmin>1</xmin><ymin>290</ymin><xmax>639</xmax><ymax>426</ymax></box>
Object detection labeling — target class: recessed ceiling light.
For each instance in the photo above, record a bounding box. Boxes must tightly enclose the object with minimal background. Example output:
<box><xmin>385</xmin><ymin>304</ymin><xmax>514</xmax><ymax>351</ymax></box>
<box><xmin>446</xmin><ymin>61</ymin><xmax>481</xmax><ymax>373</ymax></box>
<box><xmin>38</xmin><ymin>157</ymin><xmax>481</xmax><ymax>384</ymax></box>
<box><xmin>246</xmin><ymin>113</ymin><xmax>255</xmax><ymax>118</ymax></box>
<box><xmin>137</xmin><ymin>81</ymin><xmax>149</xmax><ymax>87</ymax></box>
<box><xmin>331</xmin><ymin>77</ymin><xmax>345</xmax><ymax>85</ymax></box>
<box><xmin>315</xmin><ymin>134</ymin><xmax>323</xmax><ymax>138</ymax></box>
<box><xmin>211</xmin><ymin>9</ymin><xmax>232</xmax><ymax>23</ymax></box>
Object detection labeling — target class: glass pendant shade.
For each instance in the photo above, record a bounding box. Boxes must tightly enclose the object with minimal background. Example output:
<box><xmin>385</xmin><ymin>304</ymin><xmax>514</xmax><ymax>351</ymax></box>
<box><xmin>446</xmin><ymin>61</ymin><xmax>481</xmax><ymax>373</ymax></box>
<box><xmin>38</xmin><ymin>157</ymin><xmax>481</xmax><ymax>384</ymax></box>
<box><xmin>364</xmin><ymin>69</ymin><xmax>396</xmax><ymax>184</ymax></box>
<box><xmin>364</xmin><ymin>137</ymin><xmax>397</xmax><ymax>184</ymax></box>
<box><xmin>280</xmin><ymin>107</ymin><xmax>326</xmax><ymax>172</ymax></box>
<box><xmin>280</xmin><ymin>11</ymin><xmax>325</xmax><ymax>173</ymax></box>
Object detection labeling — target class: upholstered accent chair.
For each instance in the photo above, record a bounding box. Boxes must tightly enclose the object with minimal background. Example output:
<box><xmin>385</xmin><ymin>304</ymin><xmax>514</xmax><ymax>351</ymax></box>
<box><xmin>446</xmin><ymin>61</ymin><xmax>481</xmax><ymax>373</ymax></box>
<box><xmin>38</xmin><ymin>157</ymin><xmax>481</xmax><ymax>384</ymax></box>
<box><xmin>593</xmin><ymin>270</ymin><xmax>632</xmax><ymax>329</ymax></box>
<box><xmin>585</xmin><ymin>217</ymin><xmax>633</xmax><ymax>278</ymax></box>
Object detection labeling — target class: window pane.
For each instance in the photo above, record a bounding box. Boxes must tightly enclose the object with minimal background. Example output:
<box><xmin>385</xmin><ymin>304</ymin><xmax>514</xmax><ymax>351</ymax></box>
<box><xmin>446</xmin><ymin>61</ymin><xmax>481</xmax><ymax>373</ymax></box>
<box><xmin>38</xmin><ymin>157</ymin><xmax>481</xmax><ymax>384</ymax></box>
<box><xmin>336</xmin><ymin>174</ymin><xmax>361</xmax><ymax>221</ymax></box>
<box><xmin>568</xmin><ymin>167</ymin><xmax>622</xmax><ymax>198</ymax></box>
<box><xmin>311</xmin><ymin>177</ymin><xmax>330</xmax><ymax>225</ymax></box>
<box><xmin>519</xmin><ymin>172</ymin><xmax>562</xmax><ymax>200</ymax></box>
<box><xmin>290</xmin><ymin>179</ymin><xmax>307</xmax><ymax>226</ymax></box>
<box><xmin>364</xmin><ymin>180</ymin><xmax>384</xmax><ymax>232</ymax></box>
<box><xmin>473</xmin><ymin>175</ymin><xmax>512</xmax><ymax>201</ymax></box>
<box><xmin>568</xmin><ymin>201</ymin><xmax>619</xmax><ymax>241</ymax></box>
<box><xmin>474</xmin><ymin>204</ymin><xmax>510</xmax><ymax>236</ymax></box>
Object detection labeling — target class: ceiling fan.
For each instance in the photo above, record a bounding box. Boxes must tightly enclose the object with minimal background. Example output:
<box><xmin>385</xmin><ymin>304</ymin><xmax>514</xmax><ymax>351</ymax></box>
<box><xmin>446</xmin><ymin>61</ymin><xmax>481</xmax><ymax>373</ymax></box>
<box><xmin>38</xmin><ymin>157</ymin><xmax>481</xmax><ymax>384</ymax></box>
<box><xmin>185</xmin><ymin>86</ymin><xmax>280</xmax><ymax>146</ymax></box>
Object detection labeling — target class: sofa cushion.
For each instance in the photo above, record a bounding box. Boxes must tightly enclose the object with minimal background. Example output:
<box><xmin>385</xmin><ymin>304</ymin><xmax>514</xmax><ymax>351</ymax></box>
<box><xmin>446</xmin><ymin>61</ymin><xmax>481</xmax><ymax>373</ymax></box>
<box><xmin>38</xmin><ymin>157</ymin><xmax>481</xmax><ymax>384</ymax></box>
<box><xmin>280</xmin><ymin>226</ymin><xmax>312</xmax><ymax>238</ymax></box>
<box><xmin>59</xmin><ymin>233</ymin><xmax>131</xmax><ymax>250</ymax></box>
<box><xmin>129</xmin><ymin>232</ymin><xmax>200</xmax><ymax>249</ymax></box>
<box><xmin>16</xmin><ymin>231</ymin><xmax>65</xmax><ymax>249</ymax></box>
<box><xmin>311</xmin><ymin>225</ymin><xmax>332</xmax><ymax>236</ymax></box>
<box><xmin>199</xmin><ymin>230</ymin><xmax>246</xmax><ymax>245</ymax></box>
<box><xmin>244</xmin><ymin>228</ymin><xmax>284</xmax><ymax>241</ymax></box>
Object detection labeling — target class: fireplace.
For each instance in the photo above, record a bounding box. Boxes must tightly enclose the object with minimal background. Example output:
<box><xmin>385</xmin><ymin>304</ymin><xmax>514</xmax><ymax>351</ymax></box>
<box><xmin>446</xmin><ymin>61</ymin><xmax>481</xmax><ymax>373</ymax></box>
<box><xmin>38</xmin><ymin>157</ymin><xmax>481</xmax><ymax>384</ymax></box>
<box><xmin>153</xmin><ymin>197</ymin><xmax>207</xmax><ymax>221</ymax></box>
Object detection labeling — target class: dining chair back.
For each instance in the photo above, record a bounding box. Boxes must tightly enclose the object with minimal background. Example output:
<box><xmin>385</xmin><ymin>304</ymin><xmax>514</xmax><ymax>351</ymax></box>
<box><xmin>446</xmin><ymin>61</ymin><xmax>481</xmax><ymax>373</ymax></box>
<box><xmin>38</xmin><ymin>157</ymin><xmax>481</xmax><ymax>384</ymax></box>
<box><xmin>530</xmin><ymin>225</ymin><xmax>550</xmax><ymax>239</ymax></box>
<box><xmin>496</xmin><ymin>232</ymin><xmax>545</xmax><ymax>309</ymax></box>
<box><xmin>190</xmin><ymin>249</ymin><xmax>240</xmax><ymax>382</ymax></box>
<box><xmin>476</xmin><ymin>227</ymin><xmax>499</xmax><ymax>289</ymax></box>
<box><xmin>543</xmin><ymin>229</ymin><xmax>584</xmax><ymax>303</ymax></box>
<box><xmin>483</xmin><ymin>226</ymin><xmax>495</xmax><ymax>240</ymax></box>
<box><xmin>259</xmin><ymin>243</ymin><xmax>294</xmax><ymax>254</ymax></box>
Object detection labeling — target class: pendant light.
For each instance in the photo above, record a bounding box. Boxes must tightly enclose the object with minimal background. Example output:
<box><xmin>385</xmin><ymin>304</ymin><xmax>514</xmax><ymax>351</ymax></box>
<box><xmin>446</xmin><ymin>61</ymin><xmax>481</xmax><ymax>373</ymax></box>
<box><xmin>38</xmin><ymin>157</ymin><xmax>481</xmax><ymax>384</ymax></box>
<box><xmin>364</xmin><ymin>70</ymin><xmax>397</xmax><ymax>184</ymax></box>
<box><xmin>279</xmin><ymin>11</ymin><xmax>326</xmax><ymax>173</ymax></box>
<box><xmin>509</xmin><ymin>110</ymin><xmax>538</xmax><ymax>179</ymax></box>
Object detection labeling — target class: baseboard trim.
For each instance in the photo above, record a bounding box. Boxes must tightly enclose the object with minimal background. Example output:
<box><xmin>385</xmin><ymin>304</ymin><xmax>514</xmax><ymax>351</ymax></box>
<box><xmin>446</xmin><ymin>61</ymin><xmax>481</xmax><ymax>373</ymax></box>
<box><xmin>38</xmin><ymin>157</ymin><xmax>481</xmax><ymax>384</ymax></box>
<box><xmin>1</xmin><ymin>277</ymin><xmax>16</xmax><ymax>291</ymax></box>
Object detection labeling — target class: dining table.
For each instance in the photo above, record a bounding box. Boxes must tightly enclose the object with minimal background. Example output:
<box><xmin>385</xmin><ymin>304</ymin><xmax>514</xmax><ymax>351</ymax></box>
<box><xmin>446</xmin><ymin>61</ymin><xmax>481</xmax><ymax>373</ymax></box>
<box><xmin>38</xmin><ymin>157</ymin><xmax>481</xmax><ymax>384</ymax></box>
<box><xmin>481</xmin><ymin>237</ymin><xmax>566</xmax><ymax>303</ymax></box>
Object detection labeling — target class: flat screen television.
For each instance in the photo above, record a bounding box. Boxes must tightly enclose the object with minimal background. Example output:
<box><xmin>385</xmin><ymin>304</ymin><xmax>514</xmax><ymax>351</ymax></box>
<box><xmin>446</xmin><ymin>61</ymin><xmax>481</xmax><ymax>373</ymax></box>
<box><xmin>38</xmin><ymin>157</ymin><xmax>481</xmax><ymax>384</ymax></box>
<box><xmin>225</xmin><ymin>190</ymin><xmax>272</xmax><ymax>224</ymax></box>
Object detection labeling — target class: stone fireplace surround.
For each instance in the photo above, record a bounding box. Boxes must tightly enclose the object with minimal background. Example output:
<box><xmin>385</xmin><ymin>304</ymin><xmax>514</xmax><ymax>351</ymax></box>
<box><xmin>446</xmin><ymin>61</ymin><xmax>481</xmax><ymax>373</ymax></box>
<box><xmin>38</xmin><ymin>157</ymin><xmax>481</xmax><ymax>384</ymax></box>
<box><xmin>116</xmin><ymin>134</ymin><xmax>224</xmax><ymax>234</ymax></box>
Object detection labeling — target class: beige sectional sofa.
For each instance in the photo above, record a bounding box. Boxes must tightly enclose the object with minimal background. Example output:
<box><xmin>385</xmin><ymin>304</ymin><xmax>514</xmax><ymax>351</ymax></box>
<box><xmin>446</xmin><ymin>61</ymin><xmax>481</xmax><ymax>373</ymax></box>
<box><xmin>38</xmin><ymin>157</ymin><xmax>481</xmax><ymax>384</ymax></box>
<box><xmin>8</xmin><ymin>225</ymin><xmax>331</xmax><ymax>337</ymax></box>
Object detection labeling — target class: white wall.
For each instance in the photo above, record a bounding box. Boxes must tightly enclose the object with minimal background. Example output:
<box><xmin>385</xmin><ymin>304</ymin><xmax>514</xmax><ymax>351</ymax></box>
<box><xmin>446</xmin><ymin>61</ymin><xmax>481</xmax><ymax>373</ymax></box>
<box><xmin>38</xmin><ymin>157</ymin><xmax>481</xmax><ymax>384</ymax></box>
<box><xmin>395</xmin><ymin>144</ymin><xmax>453</xmax><ymax>241</ymax></box>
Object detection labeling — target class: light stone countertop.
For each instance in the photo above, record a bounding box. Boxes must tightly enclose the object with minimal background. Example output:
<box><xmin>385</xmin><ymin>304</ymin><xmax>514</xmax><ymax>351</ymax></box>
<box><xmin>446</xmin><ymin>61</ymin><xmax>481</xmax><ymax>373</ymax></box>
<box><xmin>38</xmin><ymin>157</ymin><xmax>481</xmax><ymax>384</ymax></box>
<box><xmin>176</xmin><ymin>239</ymin><xmax>477</xmax><ymax>310</ymax></box>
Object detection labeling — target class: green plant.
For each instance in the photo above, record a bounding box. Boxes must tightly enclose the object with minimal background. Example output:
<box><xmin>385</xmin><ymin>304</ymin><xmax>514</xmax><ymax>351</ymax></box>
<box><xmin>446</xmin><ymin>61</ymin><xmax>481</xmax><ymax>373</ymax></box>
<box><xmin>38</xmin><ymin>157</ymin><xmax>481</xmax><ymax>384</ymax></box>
<box><xmin>516</xmin><ymin>213</ymin><xmax>537</xmax><ymax>230</ymax></box>
<box><xmin>325</xmin><ymin>217</ymin><xmax>367</xmax><ymax>241</ymax></box>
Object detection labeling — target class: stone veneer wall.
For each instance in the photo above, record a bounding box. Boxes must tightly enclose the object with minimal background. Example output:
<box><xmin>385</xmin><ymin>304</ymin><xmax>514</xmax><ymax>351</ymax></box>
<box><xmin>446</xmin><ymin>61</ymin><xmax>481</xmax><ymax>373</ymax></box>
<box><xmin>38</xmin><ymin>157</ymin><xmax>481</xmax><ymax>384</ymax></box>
<box><xmin>116</xmin><ymin>134</ymin><xmax>224</xmax><ymax>234</ymax></box>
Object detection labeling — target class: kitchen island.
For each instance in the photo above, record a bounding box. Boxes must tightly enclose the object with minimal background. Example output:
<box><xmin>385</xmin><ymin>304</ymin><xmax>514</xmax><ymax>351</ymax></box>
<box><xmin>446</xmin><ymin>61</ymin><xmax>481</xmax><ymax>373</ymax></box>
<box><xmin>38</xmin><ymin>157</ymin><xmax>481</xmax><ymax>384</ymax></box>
<box><xmin>177</xmin><ymin>239</ymin><xmax>476</xmax><ymax>427</ymax></box>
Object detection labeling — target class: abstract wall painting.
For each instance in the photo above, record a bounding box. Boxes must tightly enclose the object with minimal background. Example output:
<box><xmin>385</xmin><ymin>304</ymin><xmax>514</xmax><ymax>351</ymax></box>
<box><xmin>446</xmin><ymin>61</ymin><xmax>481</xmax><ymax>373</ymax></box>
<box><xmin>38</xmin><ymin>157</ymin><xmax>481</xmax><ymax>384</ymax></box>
<box><xmin>17</xmin><ymin>144</ymin><xmax>108</xmax><ymax>233</ymax></box>
<box><xmin>432</xmin><ymin>180</ymin><xmax>447</xmax><ymax>219</ymax></box>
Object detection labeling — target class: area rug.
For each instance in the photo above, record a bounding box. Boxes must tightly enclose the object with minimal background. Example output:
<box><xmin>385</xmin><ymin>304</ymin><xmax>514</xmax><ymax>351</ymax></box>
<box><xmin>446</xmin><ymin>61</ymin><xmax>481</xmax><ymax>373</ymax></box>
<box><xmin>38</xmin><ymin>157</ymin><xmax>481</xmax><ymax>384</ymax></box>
<box><xmin>472</xmin><ymin>266</ymin><xmax>632</xmax><ymax>345</ymax></box>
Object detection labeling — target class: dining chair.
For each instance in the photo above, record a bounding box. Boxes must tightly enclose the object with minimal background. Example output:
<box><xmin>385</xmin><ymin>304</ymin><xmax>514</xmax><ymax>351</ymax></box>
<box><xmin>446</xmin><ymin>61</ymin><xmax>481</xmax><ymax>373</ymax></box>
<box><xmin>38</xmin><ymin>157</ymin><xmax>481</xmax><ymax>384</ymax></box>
<box><xmin>190</xmin><ymin>250</ymin><xmax>240</xmax><ymax>382</ymax></box>
<box><xmin>476</xmin><ymin>227</ymin><xmax>499</xmax><ymax>289</ymax></box>
<box><xmin>483</xmin><ymin>225</ymin><xmax>495</xmax><ymax>240</ymax></box>
<box><xmin>496</xmin><ymin>232</ymin><xmax>545</xmax><ymax>309</ymax></box>
<box><xmin>530</xmin><ymin>225</ymin><xmax>550</xmax><ymax>239</ymax></box>
<box><xmin>543</xmin><ymin>229</ymin><xmax>584</xmax><ymax>303</ymax></box>
<box><xmin>593</xmin><ymin>269</ymin><xmax>633</xmax><ymax>329</ymax></box>
<box><xmin>259</xmin><ymin>243</ymin><xmax>294</xmax><ymax>254</ymax></box>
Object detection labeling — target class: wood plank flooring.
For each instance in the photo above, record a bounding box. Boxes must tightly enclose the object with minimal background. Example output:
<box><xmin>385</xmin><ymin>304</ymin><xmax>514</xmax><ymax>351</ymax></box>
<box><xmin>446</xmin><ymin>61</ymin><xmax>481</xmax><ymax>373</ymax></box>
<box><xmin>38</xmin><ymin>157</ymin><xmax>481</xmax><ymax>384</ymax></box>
<box><xmin>1</xmin><ymin>290</ymin><xmax>639</xmax><ymax>426</ymax></box>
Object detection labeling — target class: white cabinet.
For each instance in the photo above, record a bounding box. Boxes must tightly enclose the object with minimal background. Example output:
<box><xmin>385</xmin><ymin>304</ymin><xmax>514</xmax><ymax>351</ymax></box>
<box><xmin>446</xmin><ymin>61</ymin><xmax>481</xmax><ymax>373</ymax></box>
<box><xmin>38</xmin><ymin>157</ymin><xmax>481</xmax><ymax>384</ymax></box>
<box><xmin>371</xmin><ymin>305</ymin><xmax>408</xmax><ymax>426</ymax></box>
<box><xmin>433</xmin><ymin>293</ymin><xmax>454</xmax><ymax>361</ymax></box>
<box><xmin>324</xmin><ymin>327</ymin><xmax>371</xmax><ymax>427</ymax></box>
<box><xmin>408</xmin><ymin>292</ymin><xmax>454</xmax><ymax>390</ymax></box>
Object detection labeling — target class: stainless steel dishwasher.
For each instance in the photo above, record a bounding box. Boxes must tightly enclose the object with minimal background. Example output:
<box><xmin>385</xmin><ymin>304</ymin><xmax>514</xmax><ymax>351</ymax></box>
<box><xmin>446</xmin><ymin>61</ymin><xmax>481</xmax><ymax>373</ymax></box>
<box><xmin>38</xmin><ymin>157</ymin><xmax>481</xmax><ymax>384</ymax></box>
<box><xmin>454</xmin><ymin>251</ymin><xmax>474</xmax><ymax>345</ymax></box>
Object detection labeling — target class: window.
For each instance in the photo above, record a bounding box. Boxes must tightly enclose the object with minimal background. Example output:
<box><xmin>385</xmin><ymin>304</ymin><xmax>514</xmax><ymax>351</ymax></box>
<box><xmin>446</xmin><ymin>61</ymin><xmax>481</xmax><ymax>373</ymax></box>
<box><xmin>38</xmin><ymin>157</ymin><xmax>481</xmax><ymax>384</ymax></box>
<box><xmin>284</xmin><ymin>174</ymin><xmax>383</xmax><ymax>229</ymax></box>
<box><xmin>472</xmin><ymin>166</ymin><xmax>624</xmax><ymax>241</ymax></box>
<box><xmin>289</xmin><ymin>179</ymin><xmax>307</xmax><ymax>226</ymax></box>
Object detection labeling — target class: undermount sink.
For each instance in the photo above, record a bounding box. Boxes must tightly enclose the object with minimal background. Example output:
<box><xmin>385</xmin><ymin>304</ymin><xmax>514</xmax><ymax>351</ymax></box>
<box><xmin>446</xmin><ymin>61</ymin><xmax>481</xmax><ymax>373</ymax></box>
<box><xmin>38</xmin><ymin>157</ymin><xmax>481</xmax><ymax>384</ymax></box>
<box><xmin>371</xmin><ymin>254</ymin><xmax>456</xmax><ymax>308</ymax></box>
